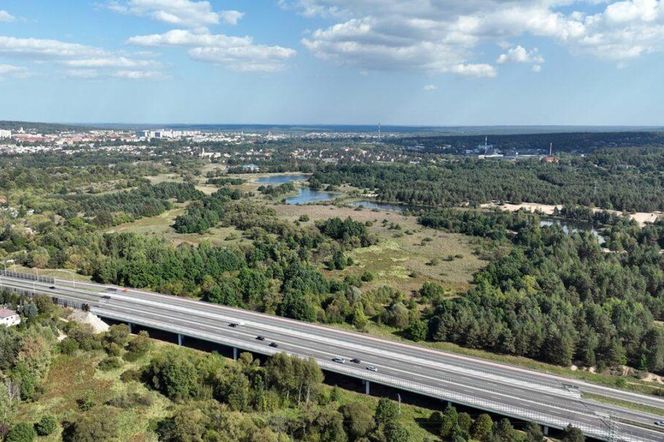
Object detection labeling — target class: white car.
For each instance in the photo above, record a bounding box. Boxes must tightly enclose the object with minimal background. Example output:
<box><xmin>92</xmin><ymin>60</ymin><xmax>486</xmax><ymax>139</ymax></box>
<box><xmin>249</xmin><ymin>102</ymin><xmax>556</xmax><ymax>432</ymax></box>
<box><xmin>332</xmin><ymin>357</ymin><xmax>346</xmax><ymax>364</ymax></box>
<box><xmin>366</xmin><ymin>365</ymin><xmax>378</xmax><ymax>372</ymax></box>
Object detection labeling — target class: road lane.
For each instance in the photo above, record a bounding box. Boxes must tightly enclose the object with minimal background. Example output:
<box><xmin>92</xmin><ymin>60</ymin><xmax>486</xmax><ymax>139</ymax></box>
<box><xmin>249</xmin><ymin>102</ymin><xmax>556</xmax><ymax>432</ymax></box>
<box><xmin>3</xmin><ymin>274</ymin><xmax>664</xmax><ymax>441</ymax></box>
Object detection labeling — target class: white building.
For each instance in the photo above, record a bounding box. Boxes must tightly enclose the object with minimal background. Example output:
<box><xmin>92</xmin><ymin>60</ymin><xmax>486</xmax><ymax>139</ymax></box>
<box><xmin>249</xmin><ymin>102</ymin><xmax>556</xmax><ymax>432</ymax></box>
<box><xmin>0</xmin><ymin>308</ymin><xmax>20</xmax><ymax>327</ymax></box>
<box><xmin>0</xmin><ymin>130</ymin><xmax>11</xmax><ymax>139</ymax></box>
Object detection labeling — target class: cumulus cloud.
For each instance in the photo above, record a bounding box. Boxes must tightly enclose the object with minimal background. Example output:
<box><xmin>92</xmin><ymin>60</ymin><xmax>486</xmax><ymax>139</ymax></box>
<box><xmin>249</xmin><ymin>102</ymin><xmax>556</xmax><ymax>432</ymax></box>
<box><xmin>0</xmin><ymin>35</ymin><xmax>161</xmax><ymax>79</ymax></box>
<box><xmin>423</xmin><ymin>84</ymin><xmax>437</xmax><ymax>91</ymax></box>
<box><xmin>497</xmin><ymin>45</ymin><xmax>545</xmax><ymax>65</ymax></box>
<box><xmin>0</xmin><ymin>10</ymin><xmax>14</xmax><ymax>22</ymax></box>
<box><xmin>292</xmin><ymin>0</ymin><xmax>664</xmax><ymax>76</ymax></box>
<box><xmin>107</xmin><ymin>0</ymin><xmax>242</xmax><ymax>29</ymax></box>
<box><xmin>128</xmin><ymin>29</ymin><xmax>296</xmax><ymax>72</ymax></box>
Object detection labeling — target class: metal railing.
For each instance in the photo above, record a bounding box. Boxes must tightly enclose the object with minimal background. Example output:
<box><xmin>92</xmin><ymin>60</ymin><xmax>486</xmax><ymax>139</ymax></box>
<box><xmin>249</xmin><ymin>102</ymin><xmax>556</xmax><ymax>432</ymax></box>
<box><xmin>6</xmin><ymin>279</ymin><xmax>659</xmax><ymax>442</ymax></box>
<box><xmin>0</xmin><ymin>270</ymin><xmax>54</xmax><ymax>285</ymax></box>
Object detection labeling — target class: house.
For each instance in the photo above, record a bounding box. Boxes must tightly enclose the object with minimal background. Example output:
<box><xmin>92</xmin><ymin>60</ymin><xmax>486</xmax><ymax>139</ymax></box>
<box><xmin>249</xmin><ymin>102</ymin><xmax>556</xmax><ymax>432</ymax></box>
<box><xmin>0</xmin><ymin>308</ymin><xmax>21</xmax><ymax>327</ymax></box>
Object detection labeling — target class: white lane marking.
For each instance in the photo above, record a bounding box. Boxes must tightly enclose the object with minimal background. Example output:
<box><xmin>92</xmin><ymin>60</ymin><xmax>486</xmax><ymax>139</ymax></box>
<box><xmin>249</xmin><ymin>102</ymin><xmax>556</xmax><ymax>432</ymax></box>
<box><xmin>18</xmin><ymin>276</ymin><xmax>664</xmax><ymax>408</ymax></box>
<box><xmin>100</xmin><ymin>302</ymin><xmax>607</xmax><ymax>425</ymax></box>
<box><xmin>98</xmin><ymin>289</ymin><xmax>580</xmax><ymax>399</ymax></box>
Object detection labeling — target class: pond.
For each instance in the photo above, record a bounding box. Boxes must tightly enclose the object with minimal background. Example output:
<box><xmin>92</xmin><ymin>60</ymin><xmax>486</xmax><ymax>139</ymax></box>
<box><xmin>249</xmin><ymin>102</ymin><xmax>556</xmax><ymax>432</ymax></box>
<box><xmin>285</xmin><ymin>188</ymin><xmax>339</xmax><ymax>205</ymax></box>
<box><xmin>540</xmin><ymin>219</ymin><xmax>606</xmax><ymax>244</ymax></box>
<box><xmin>350</xmin><ymin>200</ymin><xmax>407</xmax><ymax>213</ymax></box>
<box><xmin>256</xmin><ymin>174</ymin><xmax>309</xmax><ymax>185</ymax></box>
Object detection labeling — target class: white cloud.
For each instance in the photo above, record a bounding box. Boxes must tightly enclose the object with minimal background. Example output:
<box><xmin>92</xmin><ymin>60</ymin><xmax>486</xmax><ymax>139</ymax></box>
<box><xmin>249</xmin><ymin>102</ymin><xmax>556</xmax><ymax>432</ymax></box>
<box><xmin>497</xmin><ymin>45</ymin><xmax>545</xmax><ymax>64</ymax></box>
<box><xmin>0</xmin><ymin>35</ymin><xmax>161</xmax><ymax>79</ymax></box>
<box><xmin>219</xmin><ymin>10</ymin><xmax>244</xmax><ymax>25</ymax></box>
<box><xmin>0</xmin><ymin>64</ymin><xmax>27</xmax><ymax>78</ymax></box>
<box><xmin>447</xmin><ymin>63</ymin><xmax>497</xmax><ymax>78</ymax></box>
<box><xmin>113</xmin><ymin>69</ymin><xmax>163</xmax><ymax>79</ymax></box>
<box><xmin>107</xmin><ymin>0</ymin><xmax>241</xmax><ymax>29</ymax></box>
<box><xmin>423</xmin><ymin>84</ymin><xmax>437</xmax><ymax>91</ymax></box>
<box><xmin>294</xmin><ymin>0</ymin><xmax>664</xmax><ymax>76</ymax></box>
<box><xmin>0</xmin><ymin>10</ymin><xmax>14</xmax><ymax>22</ymax></box>
<box><xmin>128</xmin><ymin>29</ymin><xmax>296</xmax><ymax>72</ymax></box>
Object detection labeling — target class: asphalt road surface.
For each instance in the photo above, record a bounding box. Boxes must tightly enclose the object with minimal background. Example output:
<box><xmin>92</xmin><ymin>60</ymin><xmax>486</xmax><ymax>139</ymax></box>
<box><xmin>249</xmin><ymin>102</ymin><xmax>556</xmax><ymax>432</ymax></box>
<box><xmin>2</xmin><ymin>274</ymin><xmax>664</xmax><ymax>441</ymax></box>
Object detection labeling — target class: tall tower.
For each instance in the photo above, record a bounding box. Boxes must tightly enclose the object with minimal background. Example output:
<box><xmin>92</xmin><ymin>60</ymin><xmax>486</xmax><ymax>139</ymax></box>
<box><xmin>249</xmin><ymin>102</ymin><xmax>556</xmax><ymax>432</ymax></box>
<box><xmin>378</xmin><ymin>122</ymin><xmax>382</xmax><ymax>142</ymax></box>
<box><xmin>549</xmin><ymin>143</ymin><xmax>553</xmax><ymax>156</ymax></box>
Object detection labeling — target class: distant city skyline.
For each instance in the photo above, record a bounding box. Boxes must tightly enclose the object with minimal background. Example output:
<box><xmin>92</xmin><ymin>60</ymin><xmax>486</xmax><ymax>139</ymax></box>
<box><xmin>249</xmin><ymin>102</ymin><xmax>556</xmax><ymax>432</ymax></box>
<box><xmin>1</xmin><ymin>1</ymin><xmax>664</xmax><ymax>125</ymax></box>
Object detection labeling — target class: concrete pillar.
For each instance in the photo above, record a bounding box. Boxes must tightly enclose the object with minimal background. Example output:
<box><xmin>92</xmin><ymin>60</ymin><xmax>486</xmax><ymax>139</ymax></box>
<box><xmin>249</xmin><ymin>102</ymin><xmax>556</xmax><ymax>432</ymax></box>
<box><xmin>127</xmin><ymin>323</ymin><xmax>133</xmax><ymax>333</ymax></box>
<box><xmin>233</xmin><ymin>347</ymin><xmax>238</xmax><ymax>361</ymax></box>
<box><xmin>365</xmin><ymin>380</ymin><xmax>370</xmax><ymax>395</ymax></box>
<box><xmin>177</xmin><ymin>334</ymin><xmax>184</xmax><ymax>346</ymax></box>
<box><xmin>543</xmin><ymin>426</ymin><xmax>549</xmax><ymax>436</ymax></box>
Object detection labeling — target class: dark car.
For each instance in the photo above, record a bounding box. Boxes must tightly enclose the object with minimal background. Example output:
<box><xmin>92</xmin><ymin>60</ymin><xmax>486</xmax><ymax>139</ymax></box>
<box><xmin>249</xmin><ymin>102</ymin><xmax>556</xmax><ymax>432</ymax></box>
<box><xmin>229</xmin><ymin>323</ymin><xmax>239</xmax><ymax>327</ymax></box>
<box><xmin>269</xmin><ymin>342</ymin><xmax>279</xmax><ymax>348</ymax></box>
<box><xmin>101</xmin><ymin>295</ymin><xmax>111</xmax><ymax>300</ymax></box>
<box><xmin>350</xmin><ymin>358</ymin><xmax>361</xmax><ymax>364</ymax></box>
<box><xmin>256</xmin><ymin>336</ymin><xmax>266</xmax><ymax>341</ymax></box>
<box><xmin>49</xmin><ymin>286</ymin><xmax>56</xmax><ymax>289</ymax></box>
<box><xmin>106</xmin><ymin>287</ymin><xmax>118</xmax><ymax>292</ymax></box>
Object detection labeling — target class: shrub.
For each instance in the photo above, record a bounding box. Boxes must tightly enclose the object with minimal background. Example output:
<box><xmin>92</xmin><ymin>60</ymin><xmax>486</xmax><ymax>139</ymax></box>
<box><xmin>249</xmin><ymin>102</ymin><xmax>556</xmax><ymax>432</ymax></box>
<box><xmin>98</xmin><ymin>357</ymin><xmax>123</xmax><ymax>371</ymax></box>
<box><xmin>120</xmin><ymin>368</ymin><xmax>142</xmax><ymax>383</ymax></box>
<box><xmin>34</xmin><ymin>415</ymin><xmax>57</xmax><ymax>436</ymax></box>
<box><xmin>5</xmin><ymin>423</ymin><xmax>36</xmax><ymax>442</ymax></box>
<box><xmin>59</xmin><ymin>337</ymin><xmax>79</xmax><ymax>355</ymax></box>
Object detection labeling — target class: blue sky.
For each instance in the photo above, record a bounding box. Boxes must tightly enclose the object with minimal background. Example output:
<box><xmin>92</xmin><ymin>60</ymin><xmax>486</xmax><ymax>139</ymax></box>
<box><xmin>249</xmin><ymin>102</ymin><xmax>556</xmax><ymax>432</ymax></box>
<box><xmin>1</xmin><ymin>0</ymin><xmax>664</xmax><ymax>125</ymax></box>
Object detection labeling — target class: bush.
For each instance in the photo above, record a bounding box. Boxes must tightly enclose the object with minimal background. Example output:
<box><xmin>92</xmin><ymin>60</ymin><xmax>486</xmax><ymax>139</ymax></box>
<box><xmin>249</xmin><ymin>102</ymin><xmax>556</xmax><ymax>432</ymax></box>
<box><xmin>5</xmin><ymin>423</ymin><xmax>36</xmax><ymax>442</ymax></box>
<box><xmin>360</xmin><ymin>271</ymin><xmax>375</xmax><ymax>282</ymax></box>
<box><xmin>98</xmin><ymin>356</ymin><xmax>123</xmax><ymax>371</ymax></box>
<box><xmin>59</xmin><ymin>337</ymin><xmax>79</xmax><ymax>355</ymax></box>
<box><xmin>34</xmin><ymin>415</ymin><xmax>57</xmax><ymax>436</ymax></box>
<box><xmin>120</xmin><ymin>368</ymin><xmax>142</xmax><ymax>383</ymax></box>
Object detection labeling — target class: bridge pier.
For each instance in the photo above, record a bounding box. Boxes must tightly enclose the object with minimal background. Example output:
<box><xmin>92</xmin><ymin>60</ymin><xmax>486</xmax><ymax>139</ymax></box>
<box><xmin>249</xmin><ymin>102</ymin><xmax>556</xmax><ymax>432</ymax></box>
<box><xmin>177</xmin><ymin>334</ymin><xmax>184</xmax><ymax>346</ymax></box>
<box><xmin>542</xmin><ymin>426</ymin><xmax>549</xmax><ymax>436</ymax></box>
<box><xmin>127</xmin><ymin>323</ymin><xmax>133</xmax><ymax>333</ymax></box>
<box><xmin>233</xmin><ymin>347</ymin><xmax>238</xmax><ymax>361</ymax></box>
<box><xmin>364</xmin><ymin>380</ymin><xmax>370</xmax><ymax>395</ymax></box>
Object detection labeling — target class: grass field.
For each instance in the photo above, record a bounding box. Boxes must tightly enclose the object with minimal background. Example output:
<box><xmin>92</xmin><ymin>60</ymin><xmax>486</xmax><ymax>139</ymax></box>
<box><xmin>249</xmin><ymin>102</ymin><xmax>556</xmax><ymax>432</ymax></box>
<box><xmin>272</xmin><ymin>203</ymin><xmax>485</xmax><ymax>294</ymax></box>
<box><xmin>106</xmin><ymin>205</ymin><xmax>245</xmax><ymax>247</ymax></box>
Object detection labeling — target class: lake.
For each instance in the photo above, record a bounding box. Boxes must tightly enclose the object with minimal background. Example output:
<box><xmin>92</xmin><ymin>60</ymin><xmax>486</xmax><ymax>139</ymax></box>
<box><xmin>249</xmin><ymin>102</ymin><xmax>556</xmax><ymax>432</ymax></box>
<box><xmin>540</xmin><ymin>219</ymin><xmax>606</xmax><ymax>244</ymax></box>
<box><xmin>256</xmin><ymin>174</ymin><xmax>309</xmax><ymax>185</ymax></box>
<box><xmin>285</xmin><ymin>188</ymin><xmax>339</xmax><ymax>205</ymax></box>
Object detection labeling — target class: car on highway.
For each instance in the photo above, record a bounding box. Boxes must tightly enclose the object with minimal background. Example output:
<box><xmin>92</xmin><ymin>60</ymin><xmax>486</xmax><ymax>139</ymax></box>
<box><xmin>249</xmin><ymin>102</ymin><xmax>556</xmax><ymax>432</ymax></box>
<box><xmin>106</xmin><ymin>288</ymin><xmax>117</xmax><ymax>292</ymax></box>
<box><xmin>332</xmin><ymin>357</ymin><xmax>346</xmax><ymax>364</ymax></box>
<box><xmin>256</xmin><ymin>336</ymin><xmax>265</xmax><ymax>341</ymax></box>
<box><xmin>366</xmin><ymin>366</ymin><xmax>378</xmax><ymax>372</ymax></box>
<box><xmin>350</xmin><ymin>358</ymin><xmax>361</xmax><ymax>364</ymax></box>
<box><xmin>269</xmin><ymin>342</ymin><xmax>279</xmax><ymax>348</ymax></box>
<box><xmin>655</xmin><ymin>420</ymin><xmax>664</xmax><ymax>427</ymax></box>
<box><xmin>100</xmin><ymin>295</ymin><xmax>111</xmax><ymax>300</ymax></box>
<box><xmin>229</xmin><ymin>323</ymin><xmax>239</xmax><ymax>327</ymax></box>
<box><xmin>49</xmin><ymin>286</ymin><xmax>56</xmax><ymax>289</ymax></box>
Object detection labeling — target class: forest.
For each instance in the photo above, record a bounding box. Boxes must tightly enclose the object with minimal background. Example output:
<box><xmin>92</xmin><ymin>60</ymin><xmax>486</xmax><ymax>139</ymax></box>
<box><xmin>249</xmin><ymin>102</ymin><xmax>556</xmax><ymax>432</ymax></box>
<box><xmin>311</xmin><ymin>148</ymin><xmax>664</xmax><ymax>212</ymax></box>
